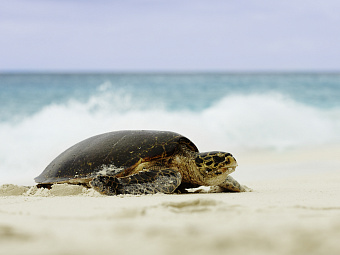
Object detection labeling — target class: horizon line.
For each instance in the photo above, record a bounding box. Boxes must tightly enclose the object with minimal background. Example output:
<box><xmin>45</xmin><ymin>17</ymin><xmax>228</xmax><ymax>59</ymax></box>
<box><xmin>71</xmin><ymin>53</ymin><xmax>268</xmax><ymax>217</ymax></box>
<box><xmin>1</xmin><ymin>69</ymin><xmax>340</xmax><ymax>75</ymax></box>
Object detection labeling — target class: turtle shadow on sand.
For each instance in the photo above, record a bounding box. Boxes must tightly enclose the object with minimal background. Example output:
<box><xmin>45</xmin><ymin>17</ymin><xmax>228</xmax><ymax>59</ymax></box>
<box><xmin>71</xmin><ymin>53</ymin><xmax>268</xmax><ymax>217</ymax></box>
<box><xmin>35</xmin><ymin>130</ymin><xmax>250</xmax><ymax>195</ymax></box>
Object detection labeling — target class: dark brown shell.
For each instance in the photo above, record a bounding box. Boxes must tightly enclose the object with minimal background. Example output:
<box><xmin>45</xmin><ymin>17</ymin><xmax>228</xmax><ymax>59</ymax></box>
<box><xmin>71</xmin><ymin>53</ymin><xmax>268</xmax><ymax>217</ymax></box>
<box><xmin>35</xmin><ymin>130</ymin><xmax>198</xmax><ymax>184</ymax></box>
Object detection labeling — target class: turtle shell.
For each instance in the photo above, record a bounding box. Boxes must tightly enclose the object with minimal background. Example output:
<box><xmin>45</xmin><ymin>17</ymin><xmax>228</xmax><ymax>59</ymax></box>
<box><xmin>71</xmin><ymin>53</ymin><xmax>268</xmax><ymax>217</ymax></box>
<box><xmin>35</xmin><ymin>130</ymin><xmax>198</xmax><ymax>184</ymax></box>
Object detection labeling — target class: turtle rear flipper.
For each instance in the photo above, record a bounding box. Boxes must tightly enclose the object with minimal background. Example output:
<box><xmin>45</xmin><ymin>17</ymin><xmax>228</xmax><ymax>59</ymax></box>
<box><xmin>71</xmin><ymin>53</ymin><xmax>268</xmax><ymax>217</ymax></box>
<box><xmin>90</xmin><ymin>169</ymin><xmax>182</xmax><ymax>195</ymax></box>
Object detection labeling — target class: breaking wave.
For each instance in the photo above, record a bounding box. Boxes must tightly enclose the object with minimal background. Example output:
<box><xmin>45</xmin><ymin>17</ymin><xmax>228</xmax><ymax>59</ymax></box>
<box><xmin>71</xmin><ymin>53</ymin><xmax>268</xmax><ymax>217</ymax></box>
<box><xmin>1</xmin><ymin>89</ymin><xmax>339</xmax><ymax>185</ymax></box>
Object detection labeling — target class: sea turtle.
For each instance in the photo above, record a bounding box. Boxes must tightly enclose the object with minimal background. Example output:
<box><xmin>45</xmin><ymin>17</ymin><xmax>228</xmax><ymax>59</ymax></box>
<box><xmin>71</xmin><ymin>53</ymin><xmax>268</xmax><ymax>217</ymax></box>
<box><xmin>35</xmin><ymin>130</ymin><xmax>248</xmax><ymax>195</ymax></box>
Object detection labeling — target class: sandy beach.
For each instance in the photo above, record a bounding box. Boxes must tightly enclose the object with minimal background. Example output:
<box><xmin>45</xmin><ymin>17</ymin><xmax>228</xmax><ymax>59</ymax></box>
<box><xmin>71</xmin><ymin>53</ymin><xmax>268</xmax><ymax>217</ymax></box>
<box><xmin>1</xmin><ymin>146</ymin><xmax>340</xmax><ymax>255</ymax></box>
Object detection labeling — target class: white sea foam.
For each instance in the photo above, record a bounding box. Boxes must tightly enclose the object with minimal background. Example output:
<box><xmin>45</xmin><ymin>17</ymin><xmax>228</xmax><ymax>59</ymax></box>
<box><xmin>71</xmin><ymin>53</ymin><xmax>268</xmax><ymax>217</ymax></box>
<box><xmin>0</xmin><ymin>91</ymin><xmax>339</xmax><ymax>185</ymax></box>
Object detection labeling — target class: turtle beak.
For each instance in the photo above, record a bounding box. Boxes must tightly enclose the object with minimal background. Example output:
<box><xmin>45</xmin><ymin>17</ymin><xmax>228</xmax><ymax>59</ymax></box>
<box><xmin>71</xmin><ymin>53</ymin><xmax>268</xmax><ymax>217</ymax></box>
<box><xmin>223</xmin><ymin>156</ymin><xmax>238</xmax><ymax>174</ymax></box>
<box><xmin>221</xmin><ymin>166</ymin><xmax>236</xmax><ymax>175</ymax></box>
<box><xmin>228</xmin><ymin>155</ymin><xmax>238</xmax><ymax>167</ymax></box>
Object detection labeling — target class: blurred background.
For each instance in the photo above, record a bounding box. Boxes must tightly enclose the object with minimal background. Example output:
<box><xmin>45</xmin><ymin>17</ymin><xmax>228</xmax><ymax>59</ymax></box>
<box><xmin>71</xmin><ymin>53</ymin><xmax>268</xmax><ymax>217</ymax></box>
<box><xmin>1</xmin><ymin>0</ymin><xmax>339</xmax><ymax>185</ymax></box>
<box><xmin>1</xmin><ymin>0</ymin><xmax>340</xmax><ymax>71</ymax></box>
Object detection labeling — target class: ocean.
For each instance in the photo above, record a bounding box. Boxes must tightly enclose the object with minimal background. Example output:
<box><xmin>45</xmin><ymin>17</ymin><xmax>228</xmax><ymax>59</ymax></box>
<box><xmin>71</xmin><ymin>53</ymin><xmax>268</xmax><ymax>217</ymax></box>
<box><xmin>1</xmin><ymin>73</ymin><xmax>340</xmax><ymax>185</ymax></box>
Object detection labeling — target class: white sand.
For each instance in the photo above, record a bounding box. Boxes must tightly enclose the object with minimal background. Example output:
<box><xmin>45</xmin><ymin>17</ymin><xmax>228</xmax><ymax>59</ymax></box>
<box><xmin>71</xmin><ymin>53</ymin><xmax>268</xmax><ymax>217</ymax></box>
<box><xmin>1</xmin><ymin>147</ymin><xmax>340</xmax><ymax>255</ymax></box>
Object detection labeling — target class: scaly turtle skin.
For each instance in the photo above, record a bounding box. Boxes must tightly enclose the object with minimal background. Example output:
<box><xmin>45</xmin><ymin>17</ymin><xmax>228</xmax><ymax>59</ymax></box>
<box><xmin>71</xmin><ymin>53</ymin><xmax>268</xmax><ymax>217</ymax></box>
<box><xmin>35</xmin><ymin>130</ymin><xmax>248</xmax><ymax>195</ymax></box>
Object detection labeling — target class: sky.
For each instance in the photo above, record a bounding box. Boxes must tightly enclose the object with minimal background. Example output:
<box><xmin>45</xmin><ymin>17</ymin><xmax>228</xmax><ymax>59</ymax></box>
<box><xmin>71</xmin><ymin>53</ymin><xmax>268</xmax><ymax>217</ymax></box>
<box><xmin>1</xmin><ymin>0</ymin><xmax>340</xmax><ymax>72</ymax></box>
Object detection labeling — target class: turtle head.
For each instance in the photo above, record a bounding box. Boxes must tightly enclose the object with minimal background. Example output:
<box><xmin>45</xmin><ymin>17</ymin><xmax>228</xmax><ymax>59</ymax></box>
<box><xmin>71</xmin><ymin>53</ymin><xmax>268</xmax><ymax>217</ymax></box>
<box><xmin>195</xmin><ymin>151</ymin><xmax>238</xmax><ymax>185</ymax></box>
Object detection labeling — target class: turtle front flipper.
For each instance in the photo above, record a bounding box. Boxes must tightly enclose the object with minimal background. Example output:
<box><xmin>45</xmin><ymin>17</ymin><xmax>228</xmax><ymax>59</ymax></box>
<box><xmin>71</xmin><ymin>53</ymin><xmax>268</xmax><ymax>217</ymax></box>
<box><xmin>90</xmin><ymin>169</ymin><xmax>182</xmax><ymax>195</ymax></box>
<box><xmin>217</xmin><ymin>175</ymin><xmax>252</xmax><ymax>192</ymax></box>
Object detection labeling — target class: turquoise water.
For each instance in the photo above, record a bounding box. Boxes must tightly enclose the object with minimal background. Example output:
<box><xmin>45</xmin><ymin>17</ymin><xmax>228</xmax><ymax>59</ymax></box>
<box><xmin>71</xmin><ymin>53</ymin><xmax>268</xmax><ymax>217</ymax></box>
<box><xmin>0</xmin><ymin>73</ymin><xmax>340</xmax><ymax>184</ymax></box>
<box><xmin>1</xmin><ymin>73</ymin><xmax>340</xmax><ymax>122</ymax></box>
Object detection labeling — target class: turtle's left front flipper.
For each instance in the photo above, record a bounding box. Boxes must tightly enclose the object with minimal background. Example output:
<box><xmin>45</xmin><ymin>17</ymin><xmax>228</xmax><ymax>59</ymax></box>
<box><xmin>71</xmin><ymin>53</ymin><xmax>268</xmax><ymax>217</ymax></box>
<box><xmin>90</xmin><ymin>169</ymin><xmax>182</xmax><ymax>195</ymax></box>
<box><xmin>217</xmin><ymin>175</ymin><xmax>252</xmax><ymax>192</ymax></box>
